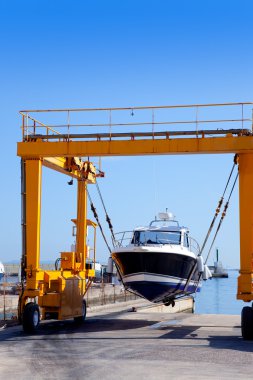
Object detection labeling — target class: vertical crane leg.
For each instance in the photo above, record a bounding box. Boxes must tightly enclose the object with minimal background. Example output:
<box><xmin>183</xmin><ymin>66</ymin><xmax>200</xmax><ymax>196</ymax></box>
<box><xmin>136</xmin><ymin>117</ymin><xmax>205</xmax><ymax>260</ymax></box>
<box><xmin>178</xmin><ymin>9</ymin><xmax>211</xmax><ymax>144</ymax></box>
<box><xmin>20</xmin><ymin>159</ymin><xmax>42</xmax><ymax>332</ymax></box>
<box><xmin>73</xmin><ymin>179</ymin><xmax>88</xmax><ymax>322</ymax></box>
<box><xmin>237</xmin><ymin>154</ymin><xmax>253</xmax><ymax>339</ymax></box>
<box><xmin>76</xmin><ymin>179</ymin><xmax>87</xmax><ymax>271</ymax></box>
<box><xmin>25</xmin><ymin>159</ymin><xmax>42</xmax><ymax>272</ymax></box>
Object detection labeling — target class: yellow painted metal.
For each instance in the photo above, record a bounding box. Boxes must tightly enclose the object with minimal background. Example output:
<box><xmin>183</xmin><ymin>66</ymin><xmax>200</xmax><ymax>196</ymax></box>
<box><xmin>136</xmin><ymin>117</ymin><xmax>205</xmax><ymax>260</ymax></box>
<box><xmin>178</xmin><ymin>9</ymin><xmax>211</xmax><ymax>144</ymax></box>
<box><xmin>19</xmin><ymin>156</ymin><xmax>97</xmax><ymax>322</ymax></box>
<box><xmin>40</xmin><ymin>293</ymin><xmax>61</xmax><ymax>307</ymax></box>
<box><xmin>43</xmin><ymin>156</ymin><xmax>97</xmax><ymax>183</ymax></box>
<box><xmin>61</xmin><ymin>252</ymin><xmax>76</xmax><ymax>270</ymax></box>
<box><xmin>25</xmin><ymin>159</ymin><xmax>42</xmax><ymax>272</ymax></box>
<box><xmin>237</xmin><ymin>153</ymin><xmax>253</xmax><ymax>301</ymax></box>
<box><xmin>17</xmin><ymin>135</ymin><xmax>253</xmax><ymax>157</ymax></box>
<box><xmin>87</xmin><ymin>219</ymin><xmax>97</xmax><ymax>266</ymax></box>
<box><xmin>59</xmin><ymin>276</ymin><xmax>84</xmax><ymax>319</ymax></box>
<box><xmin>76</xmin><ymin>180</ymin><xmax>87</xmax><ymax>270</ymax></box>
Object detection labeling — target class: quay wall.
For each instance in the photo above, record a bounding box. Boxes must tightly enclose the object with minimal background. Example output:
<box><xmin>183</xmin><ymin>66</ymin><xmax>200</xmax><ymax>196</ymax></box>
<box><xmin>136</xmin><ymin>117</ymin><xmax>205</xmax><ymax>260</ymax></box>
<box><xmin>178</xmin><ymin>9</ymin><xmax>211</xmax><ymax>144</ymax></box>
<box><xmin>0</xmin><ymin>283</ymin><xmax>194</xmax><ymax>320</ymax></box>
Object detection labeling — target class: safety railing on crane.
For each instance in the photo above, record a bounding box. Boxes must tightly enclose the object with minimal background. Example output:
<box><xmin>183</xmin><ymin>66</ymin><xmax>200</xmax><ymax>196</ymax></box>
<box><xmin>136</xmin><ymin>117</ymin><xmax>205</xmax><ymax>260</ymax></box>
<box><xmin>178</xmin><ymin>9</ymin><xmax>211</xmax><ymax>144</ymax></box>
<box><xmin>20</xmin><ymin>102</ymin><xmax>253</xmax><ymax>142</ymax></box>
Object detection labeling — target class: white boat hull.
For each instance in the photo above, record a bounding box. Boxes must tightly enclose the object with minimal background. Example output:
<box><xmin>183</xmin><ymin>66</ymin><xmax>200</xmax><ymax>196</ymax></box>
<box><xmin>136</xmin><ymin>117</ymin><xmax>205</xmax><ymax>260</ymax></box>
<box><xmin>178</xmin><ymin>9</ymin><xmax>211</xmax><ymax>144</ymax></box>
<box><xmin>112</xmin><ymin>247</ymin><xmax>200</xmax><ymax>303</ymax></box>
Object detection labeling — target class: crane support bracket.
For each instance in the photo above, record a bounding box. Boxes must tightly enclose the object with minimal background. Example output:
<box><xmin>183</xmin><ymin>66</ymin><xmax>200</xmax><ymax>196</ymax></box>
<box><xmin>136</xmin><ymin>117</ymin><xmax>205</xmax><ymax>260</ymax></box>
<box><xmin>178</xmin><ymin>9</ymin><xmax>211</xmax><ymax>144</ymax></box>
<box><xmin>42</xmin><ymin>156</ymin><xmax>96</xmax><ymax>182</ymax></box>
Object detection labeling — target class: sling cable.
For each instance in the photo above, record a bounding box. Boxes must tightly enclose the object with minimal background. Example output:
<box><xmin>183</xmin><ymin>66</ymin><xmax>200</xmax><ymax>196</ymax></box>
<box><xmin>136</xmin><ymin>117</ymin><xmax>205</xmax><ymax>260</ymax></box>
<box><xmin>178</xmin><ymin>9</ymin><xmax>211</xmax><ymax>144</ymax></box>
<box><xmin>184</xmin><ymin>154</ymin><xmax>239</xmax><ymax>294</ymax></box>
<box><xmin>87</xmin><ymin>180</ymin><xmax>117</xmax><ymax>253</ymax></box>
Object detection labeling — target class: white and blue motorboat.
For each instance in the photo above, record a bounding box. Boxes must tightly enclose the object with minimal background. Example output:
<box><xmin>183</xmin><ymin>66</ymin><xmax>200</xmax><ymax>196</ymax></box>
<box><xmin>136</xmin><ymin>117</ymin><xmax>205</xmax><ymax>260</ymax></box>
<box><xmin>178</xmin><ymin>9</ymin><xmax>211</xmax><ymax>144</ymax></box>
<box><xmin>0</xmin><ymin>261</ymin><xmax>4</xmax><ymax>281</ymax></box>
<box><xmin>112</xmin><ymin>212</ymin><xmax>210</xmax><ymax>305</ymax></box>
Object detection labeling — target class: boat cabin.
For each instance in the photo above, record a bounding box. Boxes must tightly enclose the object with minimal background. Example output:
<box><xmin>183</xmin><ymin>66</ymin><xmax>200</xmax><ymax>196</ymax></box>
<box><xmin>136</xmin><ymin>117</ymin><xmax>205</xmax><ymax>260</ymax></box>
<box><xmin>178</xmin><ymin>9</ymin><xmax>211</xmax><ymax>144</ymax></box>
<box><xmin>131</xmin><ymin>226</ymin><xmax>190</xmax><ymax>247</ymax></box>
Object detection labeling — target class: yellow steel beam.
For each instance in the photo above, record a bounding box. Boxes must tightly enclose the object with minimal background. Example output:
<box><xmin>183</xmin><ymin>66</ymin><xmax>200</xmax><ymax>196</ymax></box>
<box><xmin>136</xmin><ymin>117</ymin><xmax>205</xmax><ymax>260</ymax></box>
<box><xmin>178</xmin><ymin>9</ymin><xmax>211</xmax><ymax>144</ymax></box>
<box><xmin>43</xmin><ymin>157</ymin><xmax>82</xmax><ymax>179</ymax></box>
<box><xmin>25</xmin><ymin>159</ymin><xmax>42</xmax><ymax>273</ymax></box>
<box><xmin>237</xmin><ymin>153</ymin><xmax>253</xmax><ymax>301</ymax></box>
<box><xmin>43</xmin><ymin>157</ymin><xmax>97</xmax><ymax>183</ymax></box>
<box><xmin>76</xmin><ymin>180</ymin><xmax>87</xmax><ymax>271</ymax></box>
<box><xmin>17</xmin><ymin>135</ymin><xmax>253</xmax><ymax>158</ymax></box>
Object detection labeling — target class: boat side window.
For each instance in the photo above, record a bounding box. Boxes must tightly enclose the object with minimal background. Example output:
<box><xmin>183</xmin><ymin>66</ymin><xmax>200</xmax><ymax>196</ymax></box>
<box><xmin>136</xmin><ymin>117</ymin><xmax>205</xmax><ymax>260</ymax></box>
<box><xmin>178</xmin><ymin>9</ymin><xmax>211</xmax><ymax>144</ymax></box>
<box><xmin>132</xmin><ymin>231</ymin><xmax>181</xmax><ymax>245</ymax></box>
<box><xmin>183</xmin><ymin>233</ymin><xmax>189</xmax><ymax>248</ymax></box>
<box><xmin>132</xmin><ymin>231</ymin><xmax>140</xmax><ymax>244</ymax></box>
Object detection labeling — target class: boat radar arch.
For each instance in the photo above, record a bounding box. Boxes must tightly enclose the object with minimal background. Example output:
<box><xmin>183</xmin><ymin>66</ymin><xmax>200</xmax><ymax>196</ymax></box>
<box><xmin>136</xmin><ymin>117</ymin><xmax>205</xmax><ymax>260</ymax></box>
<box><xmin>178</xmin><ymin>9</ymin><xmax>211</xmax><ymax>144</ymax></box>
<box><xmin>158</xmin><ymin>212</ymin><xmax>174</xmax><ymax>221</ymax></box>
<box><xmin>149</xmin><ymin>212</ymin><xmax>179</xmax><ymax>227</ymax></box>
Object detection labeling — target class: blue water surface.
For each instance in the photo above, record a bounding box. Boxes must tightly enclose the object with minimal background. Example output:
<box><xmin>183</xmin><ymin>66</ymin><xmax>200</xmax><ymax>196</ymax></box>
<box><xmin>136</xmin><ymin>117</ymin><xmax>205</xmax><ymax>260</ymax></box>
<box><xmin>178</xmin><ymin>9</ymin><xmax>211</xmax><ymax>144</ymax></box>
<box><xmin>0</xmin><ymin>272</ymin><xmax>249</xmax><ymax>315</ymax></box>
<box><xmin>194</xmin><ymin>269</ymin><xmax>248</xmax><ymax>315</ymax></box>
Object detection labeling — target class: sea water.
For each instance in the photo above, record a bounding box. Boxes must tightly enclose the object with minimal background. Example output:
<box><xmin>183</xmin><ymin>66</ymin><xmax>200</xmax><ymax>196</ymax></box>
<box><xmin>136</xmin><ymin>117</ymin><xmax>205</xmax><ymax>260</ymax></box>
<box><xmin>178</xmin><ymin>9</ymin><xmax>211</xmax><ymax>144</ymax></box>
<box><xmin>0</xmin><ymin>271</ymin><xmax>249</xmax><ymax>316</ymax></box>
<box><xmin>194</xmin><ymin>269</ymin><xmax>247</xmax><ymax>315</ymax></box>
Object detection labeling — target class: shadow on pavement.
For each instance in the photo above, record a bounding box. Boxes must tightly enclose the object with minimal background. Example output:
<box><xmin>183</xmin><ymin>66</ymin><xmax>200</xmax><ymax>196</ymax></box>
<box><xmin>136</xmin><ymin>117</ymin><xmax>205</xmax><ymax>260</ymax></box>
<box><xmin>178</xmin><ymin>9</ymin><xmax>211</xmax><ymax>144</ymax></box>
<box><xmin>1</xmin><ymin>317</ymin><xmax>253</xmax><ymax>353</ymax></box>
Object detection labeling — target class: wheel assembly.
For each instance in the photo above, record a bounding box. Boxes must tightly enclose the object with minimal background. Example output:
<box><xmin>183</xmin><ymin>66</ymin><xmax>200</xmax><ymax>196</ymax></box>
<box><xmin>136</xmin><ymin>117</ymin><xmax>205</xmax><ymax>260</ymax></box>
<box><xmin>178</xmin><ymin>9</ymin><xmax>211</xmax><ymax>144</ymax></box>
<box><xmin>163</xmin><ymin>298</ymin><xmax>175</xmax><ymax>307</ymax></box>
<box><xmin>241</xmin><ymin>305</ymin><xmax>253</xmax><ymax>340</ymax></box>
<box><xmin>22</xmin><ymin>302</ymin><xmax>40</xmax><ymax>333</ymax></box>
<box><xmin>74</xmin><ymin>300</ymin><xmax>87</xmax><ymax>324</ymax></box>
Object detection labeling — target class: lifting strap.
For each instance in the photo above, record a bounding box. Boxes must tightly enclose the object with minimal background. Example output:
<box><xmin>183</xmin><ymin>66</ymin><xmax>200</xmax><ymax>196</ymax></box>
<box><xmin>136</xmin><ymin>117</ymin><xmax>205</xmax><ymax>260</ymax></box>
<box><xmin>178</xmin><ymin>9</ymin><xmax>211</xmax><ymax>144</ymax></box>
<box><xmin>184</xmin><ymin>155</ymin><xmax>238</xmax><ymax>293</ymax></box>
<box><xmin>184</xmin><ymin>171</ymin><xmax>239</xmax><ymax>298</ymax></box>
<box><xmin>95</xmin><ymin>181</ymin><xmax>116</xmax><ymax>247</ymax></box>
<box><xmin>87</xmin><ymin>189</ymin><xmax>112</xmax><ymax>253</ymax></box>
<box><xmin>199</xmin><ymin>153</ymin><xmax>238</xmax><ymax>257</ymax></box>
<box><xmin>204</xmin><ymin>171</ymin><xmax>238</xmax><ymax>265</ymax></box>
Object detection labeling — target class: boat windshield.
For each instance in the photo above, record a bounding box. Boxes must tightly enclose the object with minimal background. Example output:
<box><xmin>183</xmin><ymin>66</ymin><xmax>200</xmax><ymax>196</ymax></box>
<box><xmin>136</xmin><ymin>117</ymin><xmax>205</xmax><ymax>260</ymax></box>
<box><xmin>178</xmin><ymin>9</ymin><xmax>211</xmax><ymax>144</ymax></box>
<box><xmin>132</xmin><ymin>230</ymin><xmax>181</xmax><ymax>245</ymax></box>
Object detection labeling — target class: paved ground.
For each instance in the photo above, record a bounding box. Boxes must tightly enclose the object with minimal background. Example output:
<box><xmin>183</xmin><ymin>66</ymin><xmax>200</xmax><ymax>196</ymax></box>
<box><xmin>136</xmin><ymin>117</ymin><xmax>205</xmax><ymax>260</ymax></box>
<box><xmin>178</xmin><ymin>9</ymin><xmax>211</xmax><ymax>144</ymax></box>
<box><xmin>0</xmin><ymin>306</ymin><xmax>252</xmax><ymax>380</ymax></box>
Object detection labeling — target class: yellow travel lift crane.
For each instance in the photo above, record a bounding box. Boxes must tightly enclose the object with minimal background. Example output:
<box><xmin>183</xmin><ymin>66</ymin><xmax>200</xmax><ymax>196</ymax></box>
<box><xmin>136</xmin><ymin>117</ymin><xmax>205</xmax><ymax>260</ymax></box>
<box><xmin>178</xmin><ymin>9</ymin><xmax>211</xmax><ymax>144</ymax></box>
<box><xmin>17</xmin><ymin>102</ymin><xmax>253</xmax><ymax>339</ymax></box>
<box><xmin>19</xmin><ymin>157</ymin><xmax>99</xmax><ymax>332</ymax></box>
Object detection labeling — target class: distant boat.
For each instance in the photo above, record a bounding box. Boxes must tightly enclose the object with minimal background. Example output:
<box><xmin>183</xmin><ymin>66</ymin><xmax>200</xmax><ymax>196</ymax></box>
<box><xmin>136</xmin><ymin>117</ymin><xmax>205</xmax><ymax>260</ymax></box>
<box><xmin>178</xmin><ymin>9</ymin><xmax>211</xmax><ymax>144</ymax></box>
<box><xmin>112</xmin><ymin>212</ymin><xmax>212</xmax><ymax>305</ymax></box>
<box><xmin>211</xmin><ymin>248</ymin><xmax>228</xmax><ymax>278</ymax></box>
<box><xmin>0</xmin><ymin>261</ymin><xmax>4</xmax><ymax>281</ymax></box>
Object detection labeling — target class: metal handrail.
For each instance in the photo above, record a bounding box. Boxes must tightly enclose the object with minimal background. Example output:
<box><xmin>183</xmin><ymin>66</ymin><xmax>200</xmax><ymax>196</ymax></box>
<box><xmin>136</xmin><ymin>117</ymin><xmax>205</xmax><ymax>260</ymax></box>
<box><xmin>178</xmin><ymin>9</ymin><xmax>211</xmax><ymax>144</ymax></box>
<box><xmin>188</xmin><ymin>237</ymin><xmax>201</xmax><ymax>256</ymax></box>
<box><xmin>21</xmin><ymin>118</ymin><xmax>252</xmax><ymax>129</ymax></box>
<box><xmin>19</xmin><ymin>102</ymin><xmax>253</xmax><ymax>141</ymax></box>
<box><xmin>19</xmin><ymin>101</ymin><xmax>253</xmax><ymax>113</ymax></box>
<box><xmin>113</xmin><ymin>231</ymin><xmax>134</xmax><ymax>247</ymax></box>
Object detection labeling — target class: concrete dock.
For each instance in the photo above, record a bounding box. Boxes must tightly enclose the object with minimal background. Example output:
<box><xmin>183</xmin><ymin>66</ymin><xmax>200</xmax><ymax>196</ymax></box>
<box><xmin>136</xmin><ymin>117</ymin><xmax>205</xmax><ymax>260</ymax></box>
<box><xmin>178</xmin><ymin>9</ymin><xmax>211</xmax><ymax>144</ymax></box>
<box><xmin>0</xmin><ymin>302</ymin><xmax>253</xmax><ymax>380</ymax></box>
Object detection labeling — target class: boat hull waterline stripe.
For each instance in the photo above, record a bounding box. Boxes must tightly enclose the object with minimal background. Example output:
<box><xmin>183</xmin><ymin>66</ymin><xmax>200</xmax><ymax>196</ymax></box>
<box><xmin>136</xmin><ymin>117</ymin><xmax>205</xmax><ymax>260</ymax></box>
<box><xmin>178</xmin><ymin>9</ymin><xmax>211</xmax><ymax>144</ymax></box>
<box><xmin>123</xmin><ymin>272</ymin><xmax>201</xmax><ymax>287</ymax></box>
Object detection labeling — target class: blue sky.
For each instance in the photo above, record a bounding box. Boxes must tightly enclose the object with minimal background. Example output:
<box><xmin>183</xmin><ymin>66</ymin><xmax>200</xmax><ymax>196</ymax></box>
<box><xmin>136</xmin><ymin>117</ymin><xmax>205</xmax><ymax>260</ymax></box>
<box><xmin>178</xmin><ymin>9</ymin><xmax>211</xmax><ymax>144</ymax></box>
<box><xmin>1</xmin><ymin>0</ymin><xmax>253</xmax><ymax>267</ymax></box>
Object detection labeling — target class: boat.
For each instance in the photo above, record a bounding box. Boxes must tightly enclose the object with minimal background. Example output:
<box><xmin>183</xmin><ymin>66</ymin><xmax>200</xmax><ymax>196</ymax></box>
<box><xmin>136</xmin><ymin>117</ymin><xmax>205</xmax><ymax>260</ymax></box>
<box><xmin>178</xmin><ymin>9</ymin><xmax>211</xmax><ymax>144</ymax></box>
<box><xmin>0</xmin><ymin>261</ymin><xmax>4</xmax><ymax>281</ymax></box>
<box><xmin>111</xmin><ymin>212</ymin><xmax>211</xmax><ymax>305</ymax></box>
<box><xmin>211</xmin><ymin>248</ymin><xmax>228</xmax><ymax>278</ymax></box>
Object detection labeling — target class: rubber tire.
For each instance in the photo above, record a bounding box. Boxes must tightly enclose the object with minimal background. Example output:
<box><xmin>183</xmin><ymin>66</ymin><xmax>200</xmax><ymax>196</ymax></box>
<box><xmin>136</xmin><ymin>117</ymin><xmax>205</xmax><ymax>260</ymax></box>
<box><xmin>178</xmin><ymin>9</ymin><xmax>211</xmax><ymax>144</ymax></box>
<box><xmin>74</xmin><ymin>300</ymin><xmax>87</xmax><ymax>324</ymax></box>
<box><xmin>22</xmin><ymin>302</ymin><xmax>40</xmax><ymax>333</ymax></box>
<box><xmin>192</xmin><ymin>298</ymin><xmax>195</xmax><ymax>314</ymax></box>
<box><xmin>241</xmin><ymin>306</ymin><xmax>253</xmax><ymax>340</ymax></box>
<box><xmin>164</xmin><ymin>299</ymin><xmax>175</xmax><ymax>307</ymax></box>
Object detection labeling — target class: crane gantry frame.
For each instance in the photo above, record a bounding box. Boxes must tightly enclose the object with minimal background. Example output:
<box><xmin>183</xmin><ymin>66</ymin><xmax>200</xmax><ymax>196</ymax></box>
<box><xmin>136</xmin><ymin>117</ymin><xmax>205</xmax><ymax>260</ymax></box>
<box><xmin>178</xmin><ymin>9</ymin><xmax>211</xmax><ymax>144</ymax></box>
<box><xmin>17</xmin><ymin>102</ymin><xmax>253</xmax><ymax>337</ymax></box>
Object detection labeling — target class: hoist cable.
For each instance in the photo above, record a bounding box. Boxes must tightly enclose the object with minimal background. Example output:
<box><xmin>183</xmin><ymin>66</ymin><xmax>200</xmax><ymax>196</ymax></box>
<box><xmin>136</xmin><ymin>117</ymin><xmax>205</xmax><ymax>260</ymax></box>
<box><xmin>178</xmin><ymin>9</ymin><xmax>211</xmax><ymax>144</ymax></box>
<box><xmin>222</xmin><ymin>154</ymin><xmax>238</xmax><ymax>198</ymax></box>
<box><xmin>199</xmin><ymin>154</ymin><xmax>238</xmax><ymax>256</ymax></box>
<box><xmin>95</xmin><ymin>181</ymin><xmax>116</xmax><ymax>247</ymax></box>
<box><xmin>204</xmin><ymin>171</ymin><xmax>238</xmax><ymax>265</ymax></box>
<box><xmin>184</xmin><ymin>156</ymin><xmax>238</xmax><ymax>293</ymax></box>
<box><xmin>190</xmin><ymin>170</ymin><xmax>239</xmax><ymax>293</ymax></box>
<box><xmin>87</xmin><ymin>189</ymin><xmax>112</xmax><ymax>253</ymax></box>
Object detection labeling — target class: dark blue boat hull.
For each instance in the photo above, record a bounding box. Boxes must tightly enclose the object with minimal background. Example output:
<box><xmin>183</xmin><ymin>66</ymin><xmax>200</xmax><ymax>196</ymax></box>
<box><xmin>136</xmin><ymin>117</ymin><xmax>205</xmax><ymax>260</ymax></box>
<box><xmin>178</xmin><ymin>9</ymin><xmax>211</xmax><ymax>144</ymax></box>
<box><xmin>112</xmin><ymin>249</ymin><xmax>200</xmax><ymax>303</ymax></box>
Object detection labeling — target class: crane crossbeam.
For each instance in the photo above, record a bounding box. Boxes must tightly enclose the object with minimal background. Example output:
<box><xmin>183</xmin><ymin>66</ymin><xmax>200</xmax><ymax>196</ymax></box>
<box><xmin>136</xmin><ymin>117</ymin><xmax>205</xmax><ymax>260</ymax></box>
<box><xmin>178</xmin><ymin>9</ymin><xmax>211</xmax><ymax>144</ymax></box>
<box><xmin>17</xmin><ymin>134</ymin><xmax>253</xmax><ymax>158</ymax></box>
